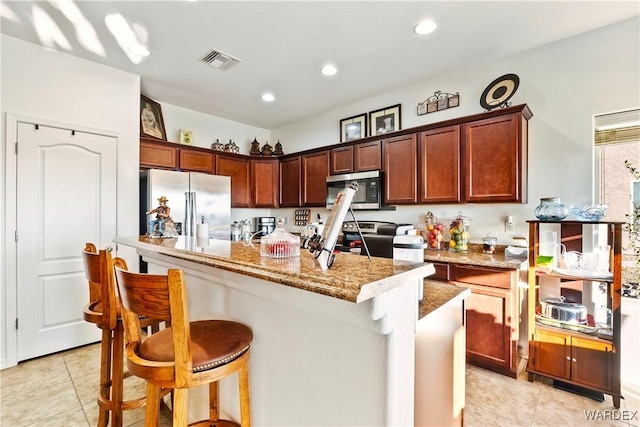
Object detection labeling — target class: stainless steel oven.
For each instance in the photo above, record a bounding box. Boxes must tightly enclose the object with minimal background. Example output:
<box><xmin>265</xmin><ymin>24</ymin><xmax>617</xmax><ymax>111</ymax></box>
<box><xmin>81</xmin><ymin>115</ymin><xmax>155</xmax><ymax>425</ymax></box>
<box><xmin>326</xmin><ymin>170</ymin><xmax>382</xmax><ymax>210</ymax></box>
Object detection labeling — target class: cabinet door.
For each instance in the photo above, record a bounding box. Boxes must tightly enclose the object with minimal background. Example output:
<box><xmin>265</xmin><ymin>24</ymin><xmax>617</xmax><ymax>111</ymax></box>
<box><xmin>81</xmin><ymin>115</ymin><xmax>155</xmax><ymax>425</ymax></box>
<box><xmin>252</xmin><ymin>158</ymin><xmax>279</xmax><ymax>208</ymax></box>
<box><xmin>571</xmin><ymin>337</ymin><xmax>614</xmax><ymax>392</ymax></box>
<box><xmin>462</xmin><ymin>283</ymin><xmax>516</xmax><ymax>373</ymax></box>
<box><xmin>462</xmin><ymin>113</ymin><xmax>524</xmax><ymax>202</ymax></box>
<box><xmin>179</xmin><ymin>148</ymin><xmax>214</xmax><ymax>173</ymax></box>
<box><xmin>383</xmin><ymin>134</ymin><xmax>417</xmax><ymax>204</ymax></box>
<box><xmin>216</xmin><ymin>155</ymin><xmax>251</xmax><ymax>208</ymax></box>
<box><xmin>354</xmin><ymin>140</ymin><xmax>382</xmax><ymax>172</ymax></box>
<box><xmin>279</xmin><ymin>156</ymin><xmax>301</xmax><ymax>207</ymax></box>
<box><xmin>301</xmin><ymin>151</ymin><xmax>330</xmax><ymax>206</ymax></box>
<box><xmin>419</xmin><ymin>126</ymin><xmax>460</xmax><ymax>203</ymax></box>
<box><xmin>532</xmin><ymin>329</ymin><xmax>571</xmax><ymax>380</ymax></box>
<box><xmin>140</xmin><ymin>140</ymin><xmax>178</xmax><ymax>169</ymax></box>
<box><xmin>330</xmin><ymin>146</ymin><xmax>354</xmax><ymax>175</ymax></box>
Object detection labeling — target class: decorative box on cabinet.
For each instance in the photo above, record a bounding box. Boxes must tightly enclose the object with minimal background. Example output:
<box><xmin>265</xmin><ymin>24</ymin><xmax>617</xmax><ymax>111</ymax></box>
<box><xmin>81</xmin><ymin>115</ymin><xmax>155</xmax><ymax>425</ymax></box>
<box><xmin>215</xmin><ymin>154</ymin><xmax>251</xmax><ymax>208</ymax></box>
<box><xmin>462</xmin><ymin>106</ymin><xmax>531</xmax><ymax>203</ymax></box>
<box><xmin>252</xmin><ymin>158</ymin><xmax>279</xmax><ymax>208</ymax></box>
<box><xmin>301</xmin><ymin>150</ymin><xmax>330</xmax><ymax>206</ymax></box>
<box><xmin>526</xmin><ymin>220</ymin><xmax>622</xmax><ymax>408</ymax></box>
<box><xmin>279</xmin><ymin>156</ymin><xmax>301</xmax><ymax>207</ymax></box>
<box><xmin>450</xmin><ymin>264</ymin><xmax>522</xmax><ymax>378</ymax></box>
<box><xmin>140</xmin><ymin>139</ymin><xmax>178</xmax><ymax>170</ymax></box>
<box><xmin>382</xmin><ymin>134</ymin><xmax>418</xmax><ymax>205</ymax></box>
<box><xmin>419</xmin><ymin>125</ymin><xmax>461</xmax><ymax>203</ymax></box>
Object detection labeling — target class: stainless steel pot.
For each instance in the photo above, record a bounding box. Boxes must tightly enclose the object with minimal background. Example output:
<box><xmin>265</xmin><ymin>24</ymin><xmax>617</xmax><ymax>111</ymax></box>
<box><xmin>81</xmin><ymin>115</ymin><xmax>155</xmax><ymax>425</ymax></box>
<box><xmin>540</xmin><ymin>297</ymin><xmax>588</xmax><ymax>324</ymax></box>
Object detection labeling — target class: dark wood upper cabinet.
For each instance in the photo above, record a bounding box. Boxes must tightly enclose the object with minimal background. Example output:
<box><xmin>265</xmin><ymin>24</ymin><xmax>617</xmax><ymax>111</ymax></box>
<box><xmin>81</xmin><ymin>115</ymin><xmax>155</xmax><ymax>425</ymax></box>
<box><xmin>462</xmin><ymin>110</ymin><xmax>529</xmax><ymax>203</ymax></box>
<box><xmin>179</xmin><ymin>148</ymin><xmax>214</xmax><ymax>173</ymax></box>
<box><xmin>330</xmin><ymin>146</ymin><xmax>354</xmax><ymax>175</ymax></box>
<box><xmin>252</xmin><ymin>158</ymin><xmax>279</xmax><ymax>208</ymax></box>
<box><xmin>279</xmin><ymin>156</ymin><xmax>301</xmax><ymax>207</ymax></box>
<box><xmin>301</xmin><ymin>150</ymin><xmax>330</xmax><ymax>206</ymax></box>
<box><xmin>215</xmin><ymin>154</ymin><xmax>251</xmax><ymax>208</ymax></box>
<box><xmin>354</xmin><ymin>140</ymin><xmax>382</xmax><ymax>172</ymax></box>
<box><xmin>419</xmin><ymin>125</ymin><xmax>461</xmax><ymax>203</ymax></box>
<box><xmin>382</xmin><ymin>134</ymin><xmax>417</xmax><ymax>205</ymax></box>
<box><xmin>140</xmin><ymin>140</ymin><xmax>178</xmax><ymax>170</ymax></box>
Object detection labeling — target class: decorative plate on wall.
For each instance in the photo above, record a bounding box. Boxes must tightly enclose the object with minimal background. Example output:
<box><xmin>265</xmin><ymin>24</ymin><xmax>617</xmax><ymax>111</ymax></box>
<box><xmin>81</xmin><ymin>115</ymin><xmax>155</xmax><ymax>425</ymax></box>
<box><xmin>480</xmin><ymin>73</ymin><xmax>519</xmax><ymax>110</ymax></box>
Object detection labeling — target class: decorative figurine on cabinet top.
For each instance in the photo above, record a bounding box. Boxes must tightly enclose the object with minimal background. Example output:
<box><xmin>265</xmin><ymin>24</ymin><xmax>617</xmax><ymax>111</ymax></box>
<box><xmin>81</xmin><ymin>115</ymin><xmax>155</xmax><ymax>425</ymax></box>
<box><xmin>224</xmin><ymin>139</ymin><xmax>239</xmax><ymax>153</ymax></box>
<box><xmin>211</xmin><ymin>138</ymin><xmax>224</xmax><ymax>151</ymax></box>
<box><xmin>274</xmin><ymin>140</ymin><xmax>284</xmax><ymax>156</ymax></box>
<box><xmin>250</xmin><ymin>138</ymin><xmax>261</xmax><ymax>156</ymax></box>
<box><xmin>261</xmin><ymin>141</ymin><xmax>273</xmax><ymax>156</ymax></box>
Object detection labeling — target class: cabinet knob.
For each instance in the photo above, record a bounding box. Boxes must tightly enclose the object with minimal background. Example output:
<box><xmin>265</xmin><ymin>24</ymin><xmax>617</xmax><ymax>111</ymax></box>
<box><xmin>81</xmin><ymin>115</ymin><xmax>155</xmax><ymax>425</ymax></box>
<box><xmin>572</xmin><ymin>358</ymin><xmax>577</xmax><ymax>363</ymax></box>
<box><xmin>566</xmin><ymin>356</ymin><xmax>571</xmax><ymax>360</ymax></box>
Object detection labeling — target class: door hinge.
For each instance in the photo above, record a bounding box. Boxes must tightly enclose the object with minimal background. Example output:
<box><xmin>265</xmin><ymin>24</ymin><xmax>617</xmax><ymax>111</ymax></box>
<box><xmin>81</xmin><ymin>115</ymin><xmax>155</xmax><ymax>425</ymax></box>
<box><xmin>15</xmin><ymin>318</ymin><xmax>18</xmax><ymax>330</ymax></box>
<box><xmin>15</xmin><ymin>142</ymin><xmax>18</xmax><ymax>155</ymax></box>
<box><xmin>15</xmin><ymin>230</ymin><xmax>18</xmax><ymax>242</ymax></box>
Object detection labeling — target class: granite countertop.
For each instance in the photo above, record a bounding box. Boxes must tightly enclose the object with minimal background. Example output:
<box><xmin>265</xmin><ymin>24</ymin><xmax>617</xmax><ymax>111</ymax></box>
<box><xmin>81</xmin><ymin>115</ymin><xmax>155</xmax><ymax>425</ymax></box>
<box><xmin>423</xmin><ymin>244</ymin><xmax>527</xmax><ymax>270</ymax></box>
<box><xmin>115</xmin><ymin>236</ymin><xmax>434</xmax><ymax>304</ymax></box>
<box><xmin>419</xmin><ymin>280</ymin><xmax>470</xmax><ymax>319</ymax></box>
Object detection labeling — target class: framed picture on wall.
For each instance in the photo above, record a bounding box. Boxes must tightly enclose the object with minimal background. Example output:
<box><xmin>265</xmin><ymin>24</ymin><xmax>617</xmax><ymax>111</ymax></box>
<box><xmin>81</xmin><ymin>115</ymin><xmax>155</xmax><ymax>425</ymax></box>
<box><xmin>140</xmin><ymin>95</ymin><xmax>167</xmax><ymax>141</ymax></box>
<box><xmin>339</xmin><ymin>113</ymin><xmax>367</xmax><ymax>142</ymax></box>
<box><xmin>369</xmin><ymin>104</ymin><xmax>401</xmax><ymax>137</ymax></box>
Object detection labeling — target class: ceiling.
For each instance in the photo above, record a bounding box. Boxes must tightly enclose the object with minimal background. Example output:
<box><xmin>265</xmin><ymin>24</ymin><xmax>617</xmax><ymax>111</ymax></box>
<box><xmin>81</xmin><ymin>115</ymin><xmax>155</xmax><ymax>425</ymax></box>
<box><xmin>2</xmin><ymin>1</ymin><xmax>639</xmax><ymax>129</ymax></box>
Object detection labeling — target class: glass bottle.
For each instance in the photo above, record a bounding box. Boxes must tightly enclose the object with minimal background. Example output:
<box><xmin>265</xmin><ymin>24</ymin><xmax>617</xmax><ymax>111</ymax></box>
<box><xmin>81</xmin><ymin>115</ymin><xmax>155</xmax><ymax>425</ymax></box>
<box><xmin>534</xmin><ymin>197</ymin><xmax>569</xmax><ymax>221</ymax></box>
<box><xmin>449</xmin><ymin>212</ymin><xmax>471</xmax><ymax>252</ymax></box>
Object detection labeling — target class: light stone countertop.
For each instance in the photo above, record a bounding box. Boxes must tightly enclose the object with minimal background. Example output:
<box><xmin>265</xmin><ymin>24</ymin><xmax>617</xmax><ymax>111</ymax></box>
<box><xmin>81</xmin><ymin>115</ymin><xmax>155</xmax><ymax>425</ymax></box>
<box><xmin>424</xmin><ymin>246</ymin><xmax>528</xmax><ymax>270</ymax></box>
<box><xmin>115</xmin><ymin>235</ymin><xmax>434</xmax><ymax>304</ymax></box>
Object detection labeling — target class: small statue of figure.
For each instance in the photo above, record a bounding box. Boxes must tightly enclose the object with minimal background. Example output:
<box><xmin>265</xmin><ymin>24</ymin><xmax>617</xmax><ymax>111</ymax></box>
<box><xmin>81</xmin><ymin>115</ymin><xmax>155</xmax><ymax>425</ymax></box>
<box><xmin>146</xmin><ymin>196</ymin><xmax>171</xmax><ymax>237</ymax></box>
<box><xmin>261</xmin><ymin>141</ymin><xmax>273</xmax><ymax>156</ymax></box>
<box><xmin>250</xmin><ymin>137</ymin><xmax>261</xmax><ymax>156</ymax></box>
<box><xmin>274</xmin><ymin>140</ymin><xmax>284</xmax><ymax>156</ymax></box>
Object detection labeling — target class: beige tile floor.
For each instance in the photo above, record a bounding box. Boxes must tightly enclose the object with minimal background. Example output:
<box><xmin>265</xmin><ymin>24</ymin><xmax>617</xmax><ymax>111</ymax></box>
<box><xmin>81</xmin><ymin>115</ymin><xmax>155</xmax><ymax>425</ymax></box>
<box><xmin>0</xmin><ymin>342</ymin><xmax>638</xmax><ymax>426</ymax></box>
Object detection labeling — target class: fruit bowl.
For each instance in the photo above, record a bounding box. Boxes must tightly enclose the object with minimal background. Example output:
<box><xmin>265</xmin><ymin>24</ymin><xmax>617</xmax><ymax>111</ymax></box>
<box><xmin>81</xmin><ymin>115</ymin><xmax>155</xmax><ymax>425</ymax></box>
<box><xmin>570</xmin><ymin>204</ymin><xmax>608</xmax><ymax>221</ymax></box>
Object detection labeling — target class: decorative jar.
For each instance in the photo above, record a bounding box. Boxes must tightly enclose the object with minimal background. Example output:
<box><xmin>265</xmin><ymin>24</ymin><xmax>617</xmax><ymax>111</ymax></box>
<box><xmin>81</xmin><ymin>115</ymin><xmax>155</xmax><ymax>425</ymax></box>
<box><xmin>260</xmin><ymin>217</ymin><xmax>300</xmax><ymax>258</ymax></box>
<box><xmin>449</xmin><ymin>213</ymin><xmax>471</xmax><ymax>252</ymax></box>
<box><xmin>534</xmin><ymin>197</ymin><xmax>569</xmax><ymax>221</ymax></box>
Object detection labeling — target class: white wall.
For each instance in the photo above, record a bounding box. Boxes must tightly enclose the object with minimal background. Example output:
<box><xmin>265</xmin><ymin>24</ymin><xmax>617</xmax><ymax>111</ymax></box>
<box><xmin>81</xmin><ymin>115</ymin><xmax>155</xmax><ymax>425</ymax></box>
<box><xmin>0</xmin><ymin>35</ymin><xmax>141</xmax><ymax>368</ymax></box>
<box><xmin>271</xmin><ymin>17</ymin><xmax>640</xmax><ymax>240</ymax></box>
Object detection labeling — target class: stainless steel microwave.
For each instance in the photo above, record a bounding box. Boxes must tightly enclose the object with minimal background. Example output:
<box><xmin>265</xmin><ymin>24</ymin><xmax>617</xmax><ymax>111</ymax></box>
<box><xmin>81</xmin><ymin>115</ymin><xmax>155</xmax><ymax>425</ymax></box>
<box><xmin>326</xmin><ymin>170</ymin><xmax>382</xmax><ymax>210</ymax></box>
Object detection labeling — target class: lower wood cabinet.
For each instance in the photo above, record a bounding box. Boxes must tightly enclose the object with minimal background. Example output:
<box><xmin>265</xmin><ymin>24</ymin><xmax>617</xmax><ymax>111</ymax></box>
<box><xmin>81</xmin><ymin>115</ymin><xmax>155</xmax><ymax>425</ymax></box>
<box><xmin>449</xmin><ymin>264</ymin><xmax>521</xmax><ymax>378</ymax></box>
<box><xmin>530</xmin><ymin>326</ymin><xmax>614</xmax><ymax>393</ymax></box>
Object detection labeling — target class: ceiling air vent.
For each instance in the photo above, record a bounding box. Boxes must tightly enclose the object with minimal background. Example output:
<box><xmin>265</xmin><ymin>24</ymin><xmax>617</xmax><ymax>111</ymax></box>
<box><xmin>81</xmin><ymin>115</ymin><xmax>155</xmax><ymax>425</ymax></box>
<box><xmin>200</xmin><ymin>48</ymin><xmax>241</xmax><ymax>71</ymax></box>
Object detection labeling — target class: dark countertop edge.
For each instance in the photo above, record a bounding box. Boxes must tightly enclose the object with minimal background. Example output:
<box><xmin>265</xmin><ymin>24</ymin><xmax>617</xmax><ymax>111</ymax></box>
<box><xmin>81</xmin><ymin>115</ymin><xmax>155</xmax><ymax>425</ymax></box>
<box><xmin>419</xmin><ymin>280</ymin><xmax>471</xmax><ymax>319</ymax></box>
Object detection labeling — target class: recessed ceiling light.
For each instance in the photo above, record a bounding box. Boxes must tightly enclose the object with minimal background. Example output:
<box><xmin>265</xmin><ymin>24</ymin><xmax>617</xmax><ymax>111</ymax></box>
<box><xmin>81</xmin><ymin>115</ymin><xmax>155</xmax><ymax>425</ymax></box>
<box><xmin>261</xmin><ymin>93</ymin><xmax>275</xmax><ymax>102</ymax></box>
<box><xmin>128</xmin><ymin>43</ymin><xmax>150</xmax><ymax>57</ymax></box>
<box><xmin>414</xmin><ymin>20</ymin><xmax>437</xmax><ymax>35</ymax></box>
<box><xmin>321</xmin><ymin>64</ymin><xmax>337</xmax><ymax>76</ymax></box>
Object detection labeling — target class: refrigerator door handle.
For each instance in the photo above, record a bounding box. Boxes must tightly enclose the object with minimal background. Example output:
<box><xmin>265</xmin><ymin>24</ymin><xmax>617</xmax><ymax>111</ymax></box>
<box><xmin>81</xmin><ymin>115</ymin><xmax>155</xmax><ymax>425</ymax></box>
<box><xmin>184</xmin><ymin>191</ymin><xmax>196</xmax><ymax>236</ymax></box>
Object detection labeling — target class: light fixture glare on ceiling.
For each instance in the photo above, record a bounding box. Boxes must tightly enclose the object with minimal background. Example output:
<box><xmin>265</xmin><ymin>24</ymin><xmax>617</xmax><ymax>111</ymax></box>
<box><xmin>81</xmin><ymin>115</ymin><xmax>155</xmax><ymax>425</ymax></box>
<box><xmin>321</xmin><ymin>64</ymin><xmax>337</xmax><ymax>76</ymax></box>
<box><xmin>414</xmin><ymin>20</ymin><xmax>437</xmax><ymax>35</ymax></box>
<box><xmin>262</xmin><ymin>93</ymin><xmax>275</xmax><ymax>102</ymax></box>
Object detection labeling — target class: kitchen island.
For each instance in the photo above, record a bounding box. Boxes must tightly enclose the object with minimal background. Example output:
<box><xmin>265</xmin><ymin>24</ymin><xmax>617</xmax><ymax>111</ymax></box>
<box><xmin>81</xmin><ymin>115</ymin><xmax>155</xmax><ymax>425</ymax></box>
<box><xmin>115</xmin><ymin>235</ymin><xmax>441</xmax><ymax>426</ymax></box>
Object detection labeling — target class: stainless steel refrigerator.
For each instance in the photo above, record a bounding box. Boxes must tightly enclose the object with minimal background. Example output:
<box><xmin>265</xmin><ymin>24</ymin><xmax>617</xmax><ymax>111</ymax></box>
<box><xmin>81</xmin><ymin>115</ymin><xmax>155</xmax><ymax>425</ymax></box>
<box><xmin>140</xmin><ymin>169</ymin><xmax>231</xmax><ymax>240</ymax></box>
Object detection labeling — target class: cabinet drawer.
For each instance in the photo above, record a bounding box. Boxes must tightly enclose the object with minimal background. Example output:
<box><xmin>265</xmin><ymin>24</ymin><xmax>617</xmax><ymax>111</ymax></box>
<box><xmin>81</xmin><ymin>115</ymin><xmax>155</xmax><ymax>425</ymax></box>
<box><xmin>451</xmin><ymin>265</ymin><xmax>513</xmax><ymax>289</ymax></box>
<box><xmin>430</xmin><ymin>262</ymin><xmax>450</xmax><ymax>281</ymax></box>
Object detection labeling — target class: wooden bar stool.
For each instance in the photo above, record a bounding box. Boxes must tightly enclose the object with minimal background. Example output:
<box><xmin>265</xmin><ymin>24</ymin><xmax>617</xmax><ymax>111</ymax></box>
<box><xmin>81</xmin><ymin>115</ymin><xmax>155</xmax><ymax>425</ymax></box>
<box><xmin>114</xmin><ymin>265</ymin><xmax>253</xmax><ymax>427</ymax></box>
<box><xmin>82</xmin><ymin>243</ymin><xmax>161</xmax><ymax>427</ymax></box>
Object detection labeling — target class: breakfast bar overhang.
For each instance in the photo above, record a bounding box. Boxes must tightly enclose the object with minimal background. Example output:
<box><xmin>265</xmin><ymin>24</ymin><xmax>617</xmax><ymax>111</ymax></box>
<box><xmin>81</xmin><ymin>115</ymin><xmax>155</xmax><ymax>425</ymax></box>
<box><xmin>115</xmin><ymin>236</ymin><xmax>437</xmax><ymax>426</ymax></box>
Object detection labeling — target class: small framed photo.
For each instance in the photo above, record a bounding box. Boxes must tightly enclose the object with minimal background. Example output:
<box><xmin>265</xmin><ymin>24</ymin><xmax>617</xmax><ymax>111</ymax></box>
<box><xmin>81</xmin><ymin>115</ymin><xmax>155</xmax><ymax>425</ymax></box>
<box><xmin>180</xmin><ymin>130</ymin><xmax>193</xmax><ymax>145</ymax></box>
<box><xmin>437</xmin><ymin>97</ymin><xmax>448</xmax><ymax>111</ymax></box>
<box><xmin>427</xmin><ymin>101</ymin><xmax>438</xmax><ymax>113</ymax></box>
<box><xmin>140</xmin><ymin>95</ymin><xmax>167</xmax><ymax>141</ymax></box>
<box><xmin>369</xmin><ymin>104</ymin><xmax>401</xmax><ymax>136</ymax></box>
<box><xmin>340</xmin><ymin>113</ymin><xmax>367</xmax><ymax>142</ymax></box>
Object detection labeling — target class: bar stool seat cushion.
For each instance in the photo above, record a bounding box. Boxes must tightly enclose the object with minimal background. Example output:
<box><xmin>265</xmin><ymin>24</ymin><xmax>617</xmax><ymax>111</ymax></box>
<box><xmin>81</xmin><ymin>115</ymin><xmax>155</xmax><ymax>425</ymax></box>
<box><xmin>139</xmin><ymin>320</ymin><xmax>252</xmax><ymax>372</ymax></box>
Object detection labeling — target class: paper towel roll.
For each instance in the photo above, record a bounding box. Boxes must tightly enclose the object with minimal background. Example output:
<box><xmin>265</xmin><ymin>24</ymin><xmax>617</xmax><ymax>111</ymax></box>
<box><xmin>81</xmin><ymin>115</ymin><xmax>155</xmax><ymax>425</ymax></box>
<box><xmin>196</xmin><ymin>223</ymin><xmax>209</xmax><ymax>238</ymax></box>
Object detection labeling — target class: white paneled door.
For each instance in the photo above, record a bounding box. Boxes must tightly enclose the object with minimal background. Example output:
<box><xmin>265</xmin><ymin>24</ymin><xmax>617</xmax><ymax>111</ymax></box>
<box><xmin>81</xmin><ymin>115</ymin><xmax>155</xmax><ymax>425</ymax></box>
<box><xmin>16</xmin><ymin>123</ymin><xmax>117</xmax><ymax>361</ymax></box>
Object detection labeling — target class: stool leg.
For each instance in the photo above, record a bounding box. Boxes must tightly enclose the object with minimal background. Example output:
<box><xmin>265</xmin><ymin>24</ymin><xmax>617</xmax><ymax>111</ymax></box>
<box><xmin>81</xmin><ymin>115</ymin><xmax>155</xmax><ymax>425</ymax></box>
<box><xmin>110</xmin><ymin>322</ymin><xmax>125</xmax><ymax>427</ymax></box>
<box><xmin>239</xmin><ymin>362</ymin><xmax>251</xmax><ymax>427</ymax></box>
<box><xmin>172</xmin><ymin>388</ymin><xmax>189</xmax><ymax>426</ymax></box>
<box><xmin>209</xmin><ymin>381</ymin><xmax>219</xmax><ymax>422</ymax></box>
<box><xmin>144</xmin><ymin>384</ymin><xmax>161</xmax><ymax>427</ymax></box>
<box><xmin>97</xmin><ymin>328</ymin><xmax>112</xmax><ymax>427</ymax></box>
